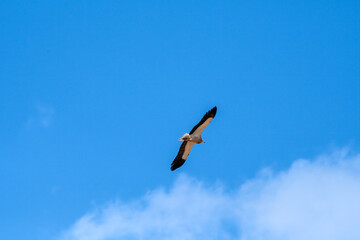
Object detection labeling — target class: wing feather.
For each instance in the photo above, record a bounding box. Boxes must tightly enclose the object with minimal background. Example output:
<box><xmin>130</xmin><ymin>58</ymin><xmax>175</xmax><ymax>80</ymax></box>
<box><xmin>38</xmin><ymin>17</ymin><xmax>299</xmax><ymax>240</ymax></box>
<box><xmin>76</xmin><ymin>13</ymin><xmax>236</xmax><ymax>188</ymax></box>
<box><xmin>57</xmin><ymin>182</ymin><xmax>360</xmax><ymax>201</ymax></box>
<box><xmin>189</xmin><ymin>106</ymin><xmax>217</xmax><ymax>135</ymax></box>
<box><xmin>170</xmin><ymin>141</ymin><xmax>195</xmax><ymax>171</ymax></box>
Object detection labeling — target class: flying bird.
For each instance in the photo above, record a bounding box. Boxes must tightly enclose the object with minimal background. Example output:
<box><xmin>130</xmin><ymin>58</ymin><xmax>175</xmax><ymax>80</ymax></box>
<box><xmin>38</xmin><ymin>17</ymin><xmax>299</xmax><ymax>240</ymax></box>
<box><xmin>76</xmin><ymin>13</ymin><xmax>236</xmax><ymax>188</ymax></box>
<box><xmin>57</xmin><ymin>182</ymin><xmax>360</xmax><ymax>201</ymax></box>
<box><xmin>171</xmin><ymin>106</ymin><xmax>217</xmax><ymax>171</ymax></box>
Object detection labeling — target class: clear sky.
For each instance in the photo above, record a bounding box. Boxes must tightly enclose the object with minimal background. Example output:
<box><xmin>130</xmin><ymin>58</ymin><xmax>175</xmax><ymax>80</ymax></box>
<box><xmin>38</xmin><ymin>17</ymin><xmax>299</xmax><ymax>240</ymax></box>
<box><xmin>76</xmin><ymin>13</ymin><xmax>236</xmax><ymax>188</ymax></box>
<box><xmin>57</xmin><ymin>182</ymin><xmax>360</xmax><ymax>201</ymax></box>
<box><xmin>0</xmin><ymin>1</ymin><xmax>359</xmax><ymax>240</ymax></box>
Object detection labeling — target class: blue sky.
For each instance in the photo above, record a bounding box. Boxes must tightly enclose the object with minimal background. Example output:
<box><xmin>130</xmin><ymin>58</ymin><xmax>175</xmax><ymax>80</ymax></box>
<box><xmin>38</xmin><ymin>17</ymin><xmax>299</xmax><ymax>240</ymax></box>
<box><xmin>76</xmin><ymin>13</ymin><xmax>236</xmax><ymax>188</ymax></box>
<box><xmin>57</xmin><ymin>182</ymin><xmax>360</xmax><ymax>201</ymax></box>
<box><xmin>0</xmin><ymin>1</ymin><xmax>359</xmax><ymax>239</ymax></box>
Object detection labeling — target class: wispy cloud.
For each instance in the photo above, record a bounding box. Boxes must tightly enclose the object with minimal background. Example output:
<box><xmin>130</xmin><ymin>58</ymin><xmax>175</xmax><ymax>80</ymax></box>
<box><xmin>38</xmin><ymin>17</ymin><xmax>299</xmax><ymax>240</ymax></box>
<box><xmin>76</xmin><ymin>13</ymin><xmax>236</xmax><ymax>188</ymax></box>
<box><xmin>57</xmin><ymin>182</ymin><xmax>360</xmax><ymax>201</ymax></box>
<box><xmin>59</xmin><ymin>150</ymin><xmax>360</xmax><ymax>240</ymax></box>
<box><xmin>27</xmin><ymin>104</ymin><xmax>54</xmax><ymax>128</ymax></box>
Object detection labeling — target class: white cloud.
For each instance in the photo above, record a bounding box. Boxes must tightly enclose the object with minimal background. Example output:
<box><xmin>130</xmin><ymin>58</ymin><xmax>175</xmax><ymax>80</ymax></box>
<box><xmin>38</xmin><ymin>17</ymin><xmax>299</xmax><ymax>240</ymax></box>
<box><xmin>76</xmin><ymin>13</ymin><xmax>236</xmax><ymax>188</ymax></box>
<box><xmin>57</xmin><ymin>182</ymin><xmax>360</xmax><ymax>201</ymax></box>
<box><xmin>27</xmin><ymin>104</ymin><xmax>54</xmax><ymax>128</ymax></box>
<box><xmin>60</xmin><ymin>176</ymin><xmax>234</xmax><ymax>240</ymax></box>
<box><xmin>59</xmin><ymin>150</ymin><xmax>360</xmax><ymax>240</ymax></box>
<box><xmin>237</xmin><ymin>150</ymin><xmax>360</xmax><ymax>240</ymax></box>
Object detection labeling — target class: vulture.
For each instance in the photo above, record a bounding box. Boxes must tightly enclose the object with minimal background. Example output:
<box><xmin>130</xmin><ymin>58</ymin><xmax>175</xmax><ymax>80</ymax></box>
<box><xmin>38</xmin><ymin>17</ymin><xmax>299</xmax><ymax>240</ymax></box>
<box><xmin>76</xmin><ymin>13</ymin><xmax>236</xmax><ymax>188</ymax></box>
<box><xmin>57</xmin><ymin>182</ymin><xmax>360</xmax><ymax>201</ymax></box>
<box><xmin>171</xmin><ymin>106</ymin><xmax>217</xmax><ymax>171</ymax></box>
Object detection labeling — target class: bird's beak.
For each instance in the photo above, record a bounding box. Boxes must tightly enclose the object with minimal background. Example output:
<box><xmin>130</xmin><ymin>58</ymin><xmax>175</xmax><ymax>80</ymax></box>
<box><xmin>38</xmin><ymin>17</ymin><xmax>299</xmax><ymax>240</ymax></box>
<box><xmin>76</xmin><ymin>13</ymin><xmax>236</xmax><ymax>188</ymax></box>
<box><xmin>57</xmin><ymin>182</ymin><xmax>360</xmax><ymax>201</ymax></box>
<box><xmin>202</xmin><ymin>140</ymin><xmax>205</xmax><ymax>143</ymax></box>
<box><xmin>179</xmin><ymin>138</ymin><xmax>184</xmax><ymax>141</ymax></box>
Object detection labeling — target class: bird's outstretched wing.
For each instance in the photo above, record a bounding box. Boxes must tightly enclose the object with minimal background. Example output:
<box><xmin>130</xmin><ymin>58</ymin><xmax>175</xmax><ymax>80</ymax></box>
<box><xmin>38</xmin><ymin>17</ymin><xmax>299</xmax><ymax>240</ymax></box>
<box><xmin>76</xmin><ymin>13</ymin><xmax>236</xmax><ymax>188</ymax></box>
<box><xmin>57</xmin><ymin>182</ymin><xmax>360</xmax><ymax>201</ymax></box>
<box><xmin>189</xmin><ymin>106</ymin><xmax>217</xmax><ymax>135</ymax></box>
<box><xmin>171</xmin><ymin>141</ymin><xmax>195</xmax><ymax>171</ymax></box>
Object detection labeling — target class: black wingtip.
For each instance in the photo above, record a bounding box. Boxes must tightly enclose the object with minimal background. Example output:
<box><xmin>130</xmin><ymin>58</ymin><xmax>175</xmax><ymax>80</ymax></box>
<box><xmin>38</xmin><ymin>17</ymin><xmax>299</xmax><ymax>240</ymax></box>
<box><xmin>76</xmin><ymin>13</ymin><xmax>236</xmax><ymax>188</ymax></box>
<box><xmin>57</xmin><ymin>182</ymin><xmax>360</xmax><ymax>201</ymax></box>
<box><xmin>170</xmin><ymin>159</ymin><xmax>186</xmax><ymax>171</ymax></box>
<box><xmin>209</xmin><ymin>106</ymin><xmax>217</xmax><ymax>117</ymax></box>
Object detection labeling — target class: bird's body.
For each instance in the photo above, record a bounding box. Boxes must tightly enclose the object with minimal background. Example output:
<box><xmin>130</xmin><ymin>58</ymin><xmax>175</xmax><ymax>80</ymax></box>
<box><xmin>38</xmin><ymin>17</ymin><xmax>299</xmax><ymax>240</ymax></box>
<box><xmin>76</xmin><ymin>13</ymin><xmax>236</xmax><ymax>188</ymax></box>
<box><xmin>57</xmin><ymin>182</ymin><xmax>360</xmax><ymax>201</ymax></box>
<box><xmin>171</xmin><ymin>106</ymin><xmax>217</xmax><ymax>171</ymax></box>
<box><xmin>178</xmin><ymin>133</ymin><xmax>203</xmax><ymax>144</ymax></box>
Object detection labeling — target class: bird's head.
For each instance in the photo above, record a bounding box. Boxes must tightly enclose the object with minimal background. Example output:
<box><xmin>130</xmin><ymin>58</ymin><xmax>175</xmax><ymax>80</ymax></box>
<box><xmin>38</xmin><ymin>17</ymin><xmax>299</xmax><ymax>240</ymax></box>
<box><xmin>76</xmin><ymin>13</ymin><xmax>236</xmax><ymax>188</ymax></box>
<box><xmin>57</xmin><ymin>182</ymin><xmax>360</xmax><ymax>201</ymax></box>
<box><xmin>179</xmin><ymin>133</ymin><xmax>191</xmax><ymax>141</ymax></box>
